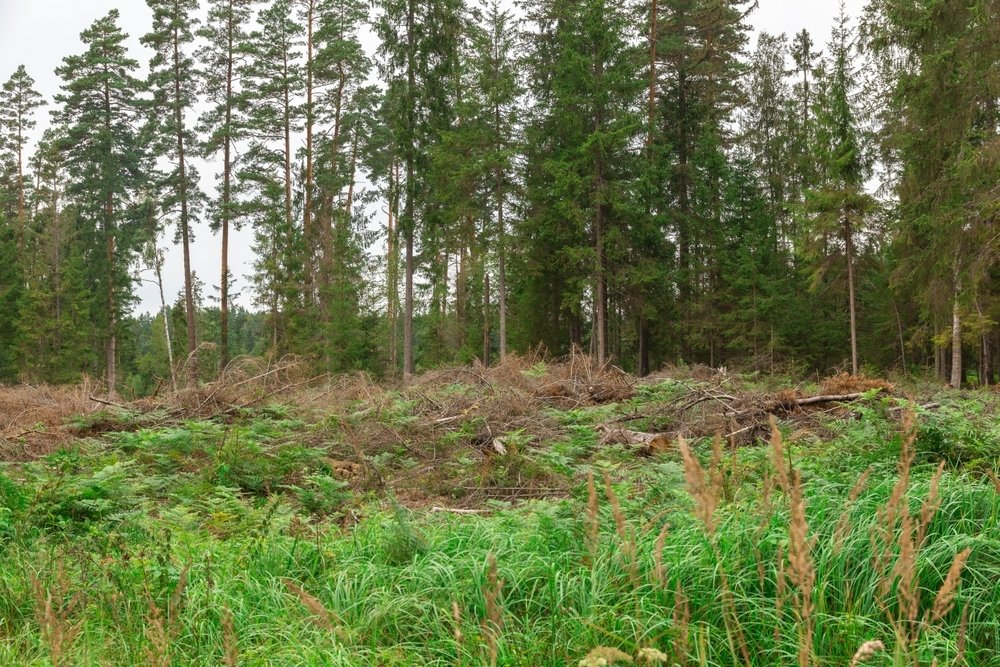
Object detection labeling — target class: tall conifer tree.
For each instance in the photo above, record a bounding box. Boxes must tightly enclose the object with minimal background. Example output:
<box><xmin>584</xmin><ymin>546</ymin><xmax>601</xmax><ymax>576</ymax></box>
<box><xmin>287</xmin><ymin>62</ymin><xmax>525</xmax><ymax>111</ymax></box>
<box><xmin>198</xmin><ymin>0</ymin><xmax>259</xmax><ymax>369</ymax></box>
<box><xmin>54</xmin><ymin>10</ymin><xmax>148</xmax><ymax>390</ymax></box>
<box><xmin>143</xmin><ymin>0</ymin><xmax>203</xmax><ymax>384</ymax></box>
<box><xmin>1</xmin><ymin>66</ymin><xmax>46</xmax><ymax>253</ymax></box>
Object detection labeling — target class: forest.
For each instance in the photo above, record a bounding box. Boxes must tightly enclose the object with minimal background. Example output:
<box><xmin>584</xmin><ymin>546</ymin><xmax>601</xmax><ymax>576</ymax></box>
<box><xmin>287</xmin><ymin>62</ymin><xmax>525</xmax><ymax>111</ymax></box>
<box><xmin>0</xmin><ymin>0</ymin><xmax>995</xmax><ymax>393</ymax></box>
<box><xmin>1</xmin><ymin>1</ymin><xmax>1000</xmax><ymax>666</ymax></box>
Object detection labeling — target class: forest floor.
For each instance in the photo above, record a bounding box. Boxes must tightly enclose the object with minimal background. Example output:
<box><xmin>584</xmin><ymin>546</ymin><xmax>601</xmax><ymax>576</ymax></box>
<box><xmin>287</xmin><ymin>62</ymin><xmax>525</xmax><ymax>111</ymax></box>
<box><xmin>1</xmin><ymin>356</ymin><xmax>999</xmax><ymax>665</ymax></box>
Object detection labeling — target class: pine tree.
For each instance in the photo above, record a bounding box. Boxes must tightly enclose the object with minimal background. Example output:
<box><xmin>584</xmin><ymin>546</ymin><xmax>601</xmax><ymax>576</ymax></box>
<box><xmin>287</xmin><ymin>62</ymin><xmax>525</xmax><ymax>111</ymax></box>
<box><xmin>197</xmin><ymin>0</ymin><xmax>260</xmax><ymax>370</ymax></box>
<box><xmin>143</xmin><ymin>0</ymin><xmax>203</xmax><ymax>384</ymax></box>
<box><xmin>54</xmin><ymin>10</ymin><xmax>148</xmax><ymax>391</ymax></box>
<box><xmin>311</xmin><ymin>0</ymin><xmax>372</xmax><ymax>365</ymax></box>
<box><xmin>240</xmin><ymin>0</ymin><xmax>305</xmax><ymax>351</ymax></box>
<box><xmin>375</xmin><ymin>0</ymin><xmax>435</xmax><ymax>376</ymax></box>
<box><xmin>425</xmin><ymin>4</ymin><xmax>487</xmax><ymax>363</ymax></box>
<box><xmin>0</xmin><ymin>66</ymin><xmax>46</xmax><ymax>253</ymax></box>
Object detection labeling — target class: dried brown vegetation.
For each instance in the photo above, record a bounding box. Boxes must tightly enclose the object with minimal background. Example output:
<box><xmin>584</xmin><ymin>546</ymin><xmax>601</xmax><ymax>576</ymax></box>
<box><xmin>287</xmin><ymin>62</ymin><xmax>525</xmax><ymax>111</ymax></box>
<box><xmin>0</xmin><ymin>382</ymin><xmax>99</xmax><ymax>459</ymax></box>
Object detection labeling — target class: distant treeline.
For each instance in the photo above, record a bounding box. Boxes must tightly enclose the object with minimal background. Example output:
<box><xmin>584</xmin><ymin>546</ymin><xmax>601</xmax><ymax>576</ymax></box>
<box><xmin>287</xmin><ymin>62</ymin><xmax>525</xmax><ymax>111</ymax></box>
<box><xmin>0</xmin><ymin>0</ymin><xmax>997</xmax><ymax>389</ymax></box>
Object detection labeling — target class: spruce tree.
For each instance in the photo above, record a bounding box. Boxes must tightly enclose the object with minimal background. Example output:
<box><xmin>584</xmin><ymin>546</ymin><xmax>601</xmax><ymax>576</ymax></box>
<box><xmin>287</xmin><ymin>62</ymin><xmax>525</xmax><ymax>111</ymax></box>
<box><xmin>476</xmin><ymin>0</ymin><xmax>520</xmax><ymax>361</ymax></box>
<box><xmin>805</xmin><ymin>7</ymin><xmax>876</xmax><ymax>376</ymax></box>
<box><xmin>240</xmin><ymin>0</ymin><xmax>305</xmax><ymax>351</ymax></box>
<box><xmin>54</xmin><ymin>10</ymin><xmax>148</xmax><ymax>391</ymax></box>
<box><xmin>19</xmin><ymin>132</ymin><xmax>96</xmax><ymax>382</ymax></box>
<box><xmin>522</xmin><ymin>0</ymin><xmax>644</xmax><ymax>363</ymax></box>
<box><xmin>864</xmin><ymin>0</ymin><xmax>1000</xmax><ymax>386</ymax></box>
<box><xmin>658</xmin><ymin>0</ymin><xmax>752</xmax><ymax>362</ymax></box>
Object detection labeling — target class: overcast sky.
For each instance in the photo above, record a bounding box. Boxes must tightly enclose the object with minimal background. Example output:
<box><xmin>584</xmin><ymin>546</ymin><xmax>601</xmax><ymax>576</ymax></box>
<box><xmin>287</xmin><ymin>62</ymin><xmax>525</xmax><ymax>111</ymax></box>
<box><xmin>0</xmin><ymin>0</ymin><xmax>865</xmax><ymax>315</ymax></box>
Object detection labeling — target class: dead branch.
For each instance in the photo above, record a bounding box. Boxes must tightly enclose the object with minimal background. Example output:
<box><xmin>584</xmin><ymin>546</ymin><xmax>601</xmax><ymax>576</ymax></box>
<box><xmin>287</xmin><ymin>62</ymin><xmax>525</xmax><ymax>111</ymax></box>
<box><xmin>430</xmin><ymin>506</ymin><xmax>491</xmax><ymax>515</ymax></box>
<box><xmin>88</xmin><ymin>395</ymin><xmax>127</xmax><ymax>410</ymax></box>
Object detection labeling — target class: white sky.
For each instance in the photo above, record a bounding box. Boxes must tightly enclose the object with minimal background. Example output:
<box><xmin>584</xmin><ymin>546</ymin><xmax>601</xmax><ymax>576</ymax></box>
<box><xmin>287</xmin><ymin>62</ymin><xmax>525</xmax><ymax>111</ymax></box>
<box><xmin>0</xmin><ymin>0</ymin><xmax>865</xmax><ymax>315</ymax></box>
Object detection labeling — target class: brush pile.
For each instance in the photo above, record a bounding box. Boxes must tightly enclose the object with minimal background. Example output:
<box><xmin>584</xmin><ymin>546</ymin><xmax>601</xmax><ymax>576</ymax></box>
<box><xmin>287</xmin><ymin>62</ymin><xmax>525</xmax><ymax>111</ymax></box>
<box><xmin>0</xmin><ymin>381</ymin><xmax>99</xmax><ymax>459</ymax></box>
<box><xmin>605</xmin><ymin>371</ymin><xmax>906</xmax><ymax>448</ymax></box>
<box><xmin>140</xmin><ymin>354</ymin><xmax>324</xmax><ymax>419</ymax></box>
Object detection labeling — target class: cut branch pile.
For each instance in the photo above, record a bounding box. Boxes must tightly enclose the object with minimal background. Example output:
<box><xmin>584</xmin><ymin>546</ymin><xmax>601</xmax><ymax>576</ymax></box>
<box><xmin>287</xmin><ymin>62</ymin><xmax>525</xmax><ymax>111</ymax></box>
<box><xmin>533</xmin><ymin>351</ymin><xmax>636</xmax><ymax>406</ymax></box>
<box><xmin>0</xmin><ymin>380</ymin><xmax>112</xmax><ymax>460</ymax></box>
<box><xmin>601</xmin><ymin>378</ymin><xmax>910</xmax><ymax>448</ymax></box>
<box><xmin>148</xmin><ymin>354</ymin><xmax>326</xmax><ymax>419</ymax></box>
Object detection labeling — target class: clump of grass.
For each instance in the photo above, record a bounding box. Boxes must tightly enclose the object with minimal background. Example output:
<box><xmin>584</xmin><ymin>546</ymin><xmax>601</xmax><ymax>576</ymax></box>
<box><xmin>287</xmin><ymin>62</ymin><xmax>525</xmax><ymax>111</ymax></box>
<box><xmin>221</xmin><ymin>605</ymin><xmax>239</xmax><ymax>667</ymax></box>
<box><xmin>480</xmin><ymin>553</ymin><xmax>503</xmax><ymax>667</ymax></box>
<box><xmin>282</xmin><ymin>578</ymin><xmax>347</xmax><ymax>639</ymax></box>
<box><xmin>143</xmin><ymin>564</ymin><xmax>189</xmax><ymax>667</ymax></box>
<box><xmin>31</xmin><ymin>563</ymin><xmax>82</xmax><ymax>667</ymax></box>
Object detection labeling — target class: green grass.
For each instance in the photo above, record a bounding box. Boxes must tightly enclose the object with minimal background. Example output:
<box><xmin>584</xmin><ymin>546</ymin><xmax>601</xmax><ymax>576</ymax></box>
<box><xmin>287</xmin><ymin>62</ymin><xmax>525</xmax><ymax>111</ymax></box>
<box><xmin>0</xmin><ymin>383</ymin><xmax>998</xmax><ymax>665</ymax></box>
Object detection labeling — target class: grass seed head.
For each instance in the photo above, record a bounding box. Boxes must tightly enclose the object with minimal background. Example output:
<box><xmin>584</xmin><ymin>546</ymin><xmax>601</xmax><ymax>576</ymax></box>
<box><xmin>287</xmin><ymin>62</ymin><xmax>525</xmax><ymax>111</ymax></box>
<box><xmin>929</xmin><ymin>548</ymin><xmax>972</xmax><ymax>625</ymax></box>
<box><xmin>678</xmin><ymin>437</ymin><xmax>721</xmax><ymax>536</ymax></box>
<box><xmin>652</xmin><ymin>521</ymin><xmax>669</xmax><ymax>589</ymax></box>
<box><xmin>580</xmin><ymin>646</ymin><xmax>634</xmax><ymax>666</ymax></box>
<box><xmin>221</xmin><ymin>605</ymin><xmax>239</xmax><ymax>667</ymax></box>
<box><xmin>849</xmin><ymin>640</ymin><xmax>885</xmax><ymax>666</ymax></box>
<box><xmin>637</xmin><ymin>647</ymin><xmax>669</xmax><ymax>663</ymax></box>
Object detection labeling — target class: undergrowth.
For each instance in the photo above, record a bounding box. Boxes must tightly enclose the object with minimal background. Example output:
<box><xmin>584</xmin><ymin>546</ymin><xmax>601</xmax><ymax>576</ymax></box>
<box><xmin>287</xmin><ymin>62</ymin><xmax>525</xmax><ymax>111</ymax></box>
<box><xmin>0</xmin><ymin>374</ymin><xmax>997</xmax><ymax>665</ymax></box>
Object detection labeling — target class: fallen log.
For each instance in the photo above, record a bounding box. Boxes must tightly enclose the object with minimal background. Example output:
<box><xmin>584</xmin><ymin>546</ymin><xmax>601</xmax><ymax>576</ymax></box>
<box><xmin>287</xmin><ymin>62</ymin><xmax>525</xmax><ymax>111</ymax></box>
<box><xmin>764</xmin><ymin>390</ymin><xmax>896</xmax><ymax>413</ymax></box>
<box><xmin>431</xmin><ymin>506</ymin><xmax>491</xmax><ymax>515</ymax></box>
<box><xmin>888</xmin><ymin>401</ymin><xmax>940</xmax><ymax>412</ymax></box>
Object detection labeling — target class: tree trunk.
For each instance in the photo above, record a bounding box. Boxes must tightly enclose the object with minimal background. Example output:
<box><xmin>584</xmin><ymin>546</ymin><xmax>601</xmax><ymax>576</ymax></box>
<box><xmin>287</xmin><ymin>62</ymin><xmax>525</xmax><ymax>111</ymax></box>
<box><xmin>303</xmin><ymin>0</ymin><xmax>316</xmax><ymax>303</ymax></box>
<box><xmin>155</xmin><ymin>248</ymin><xmax>178</xmax><ymax>392</ymax></box>
<box><xmin>595</xmin><ymin>205</ymin><xmax>607</xmax><ymax>366</ymax></box>
<box><xmin>950</xmin><ymin>289</ymin><xmax>962</xmax><ymax>389</ymax></box>
<box><xmin>981</xmin><ymin>333</ymin><xmax>990</xmax><ymax>387</ymax></box>
<box><xmin>102</xmin><ymin>80</ymin><xmax>116</xmax><ymax>394</ymax></box>
<box><xmin>387</xmin><ymin>160</ymin><xmax>400</xmax><ymax>376</ymax></box>
<box><xmin>494</xmin><ymin>146</ymin><xmax>508</xmax><ymax>358</ymax></box>
<box><xmin>482</xmin><ymin>272</ymin><xmax>491</xmax><ymax>366</ymax></box>
<box><xmin>106</xmin><ymin>215</ymin><xmax>117</xmax><ymax>394</ymax></box>
<box><xmin>219</xmin><ymin>0</ymin><xmax>235</xmax><ymax>370</ymax></box>
<box><xmin>593</xmin><ymin>46</ymin><xmax>607</xmax><ymax>367</ymax></box>
<box><xmin>15</xmin><ymin>118</ymin><xmax>25</xmax><ymax>253</ymax></box>
<box><xmin>402</xmin><ymin>0</ymin><xmax>416</xmax><ymax>379</ymax></box>
<box><xmin>404</xmin><ymin>229</ymin><xmax>414</xmax><ymax>377</ymax></box>
<box><xmin>843</xmin><ymin>215</ymin><xmax>859</xmax><ymax>376</ymax></box>
<box><xmin>497</xmin><ymin>199</ymin><xmax>507</xmax><ymax>360</ymax></box>
<box><xmin>174</xmin><ymin>25</ymin><xmax>197</xmax><ymax>385</ymax></box>
<box><xmin>893</xmin><ymin>299</ymin><xmax>906</xmax><ymax>372</ymax></box>
<box><xmin>639</xmin><ymin>314</ymin><xmax>650</xmax><ymax>377</ymax></box>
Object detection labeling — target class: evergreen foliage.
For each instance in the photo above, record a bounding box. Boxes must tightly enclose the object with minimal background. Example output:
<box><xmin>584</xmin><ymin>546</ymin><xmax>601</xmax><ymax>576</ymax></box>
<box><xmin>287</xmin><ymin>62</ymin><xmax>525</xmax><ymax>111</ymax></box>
<box><xmin>0</xmin><ymin>0</ymin><xmax>996</xmax><ymax>389</ymax></box>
